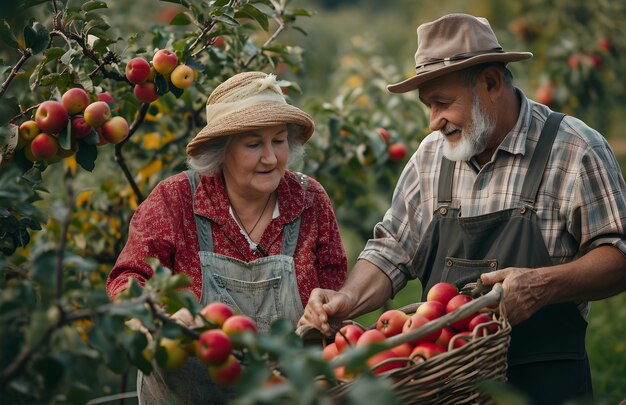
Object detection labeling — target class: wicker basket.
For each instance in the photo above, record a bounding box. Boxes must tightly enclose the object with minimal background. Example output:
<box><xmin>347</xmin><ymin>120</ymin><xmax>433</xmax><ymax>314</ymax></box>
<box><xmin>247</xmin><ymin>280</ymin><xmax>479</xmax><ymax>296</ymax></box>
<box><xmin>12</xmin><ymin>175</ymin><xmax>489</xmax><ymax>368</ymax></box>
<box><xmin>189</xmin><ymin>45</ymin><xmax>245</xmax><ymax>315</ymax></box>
<box><xmin>298</xmin><ymin>283</ymin><xmax>511</xmax><ymax>404</ymax></box>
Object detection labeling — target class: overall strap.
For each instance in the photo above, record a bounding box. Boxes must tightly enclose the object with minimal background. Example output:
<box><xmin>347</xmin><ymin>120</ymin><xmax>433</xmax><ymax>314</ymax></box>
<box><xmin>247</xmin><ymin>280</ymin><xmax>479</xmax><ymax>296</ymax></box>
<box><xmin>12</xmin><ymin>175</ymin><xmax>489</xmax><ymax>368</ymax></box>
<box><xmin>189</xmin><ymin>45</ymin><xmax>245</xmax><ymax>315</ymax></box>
<box><xmin>184</xmin><ymin>170</ymin><xmax>214</xmax><ymax>252</ymax></box>
<box><xmin>519</xmin><ymin>112</ymin><xmax>566</xmax><ymax>205</ymax></box>
<box><xmin>437</xmin><ymin>157</ymin><xmax>456</xmax><ymax>205</ymax></box>
<box><xmin>280</xmin><ymin>172</ymin><xmax>308</xmax><ymax>257</ymax></box>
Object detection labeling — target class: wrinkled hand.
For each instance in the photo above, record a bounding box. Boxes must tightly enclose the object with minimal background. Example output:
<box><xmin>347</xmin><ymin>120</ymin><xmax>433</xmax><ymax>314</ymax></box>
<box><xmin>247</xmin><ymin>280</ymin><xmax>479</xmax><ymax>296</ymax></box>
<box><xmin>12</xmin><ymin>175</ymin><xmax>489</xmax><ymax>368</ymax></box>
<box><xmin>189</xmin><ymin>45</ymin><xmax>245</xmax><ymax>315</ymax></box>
<box><xmin>480</xmin><ymin>267</ymin><xmax>551</xmax><ymax>326</ymax></box>
<box><xmin>297</xmin><ymin>288</ymin><xmax>354</xmax><ymax>336</ymax></box>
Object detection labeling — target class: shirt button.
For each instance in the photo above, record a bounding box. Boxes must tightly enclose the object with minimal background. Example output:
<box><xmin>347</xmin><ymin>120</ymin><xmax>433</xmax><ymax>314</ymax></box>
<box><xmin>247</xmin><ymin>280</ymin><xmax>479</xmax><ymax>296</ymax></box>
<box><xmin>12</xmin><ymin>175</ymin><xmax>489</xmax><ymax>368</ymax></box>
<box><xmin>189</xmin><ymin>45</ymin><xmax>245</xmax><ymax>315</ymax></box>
<box><xmin>439</xmin><ymin>207</ymin><xmax>448</xmax><ymax>215</ymax></box>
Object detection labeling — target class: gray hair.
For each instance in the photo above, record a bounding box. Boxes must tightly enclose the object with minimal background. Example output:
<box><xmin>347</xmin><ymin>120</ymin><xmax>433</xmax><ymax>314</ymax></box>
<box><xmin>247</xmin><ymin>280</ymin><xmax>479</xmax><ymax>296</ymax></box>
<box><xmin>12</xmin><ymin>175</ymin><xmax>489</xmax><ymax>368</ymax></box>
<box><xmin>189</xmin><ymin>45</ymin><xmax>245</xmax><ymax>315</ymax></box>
<box><xmin>461</xmin><ymin>62</ymin><xmax>513</xmax><ymax>88</ymax></box>
<box><xmin>186</xmin><ymin>124</ymin><xmax>306</xmax><ymax>176</ymax></box>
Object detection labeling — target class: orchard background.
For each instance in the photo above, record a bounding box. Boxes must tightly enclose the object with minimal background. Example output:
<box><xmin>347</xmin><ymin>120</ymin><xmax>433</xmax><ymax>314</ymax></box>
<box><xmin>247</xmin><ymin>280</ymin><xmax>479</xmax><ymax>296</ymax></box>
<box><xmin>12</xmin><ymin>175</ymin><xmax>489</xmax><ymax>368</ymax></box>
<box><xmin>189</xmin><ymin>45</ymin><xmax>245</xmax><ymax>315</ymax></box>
<box><xmin>1</xmin><ymin>0</ymin><xmax>625</xmax><ymax>403</ymax></box>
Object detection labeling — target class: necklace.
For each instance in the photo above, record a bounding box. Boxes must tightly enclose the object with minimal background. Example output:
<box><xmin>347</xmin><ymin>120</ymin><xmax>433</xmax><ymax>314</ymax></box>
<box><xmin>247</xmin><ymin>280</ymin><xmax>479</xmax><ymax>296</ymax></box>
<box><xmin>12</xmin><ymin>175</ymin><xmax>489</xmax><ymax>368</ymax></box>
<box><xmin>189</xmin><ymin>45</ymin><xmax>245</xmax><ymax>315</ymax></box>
<box><xmin>228</xmin><ymin>190</ymin><xmax>273</xmax><ymax>237</ymax></box>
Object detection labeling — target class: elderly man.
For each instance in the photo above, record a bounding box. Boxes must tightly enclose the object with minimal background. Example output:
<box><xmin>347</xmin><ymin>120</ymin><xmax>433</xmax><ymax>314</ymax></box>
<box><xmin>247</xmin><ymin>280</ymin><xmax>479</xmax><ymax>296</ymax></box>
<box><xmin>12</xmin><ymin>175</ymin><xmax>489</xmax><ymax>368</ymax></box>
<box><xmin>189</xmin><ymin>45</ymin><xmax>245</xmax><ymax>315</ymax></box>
<box><xmin>298</xmin><ymin>13</ymin><xmax>626</xmax><ymax>404</ymax></box>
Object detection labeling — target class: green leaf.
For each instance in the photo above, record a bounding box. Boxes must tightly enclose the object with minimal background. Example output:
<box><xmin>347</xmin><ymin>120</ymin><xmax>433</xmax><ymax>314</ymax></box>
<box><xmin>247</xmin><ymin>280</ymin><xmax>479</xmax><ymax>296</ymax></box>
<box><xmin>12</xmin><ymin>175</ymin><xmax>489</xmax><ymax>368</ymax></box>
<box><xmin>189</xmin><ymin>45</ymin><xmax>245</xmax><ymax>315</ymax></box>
<box><xmin>213</xmin><ymin>14</ymin><xmax>240</xmax><ymax>26</ymax></box>
<box><xmin>21</xmin><ymin>166</ymin><xmax>43</xmax><ymax>185</ymax></box>
<box><xmin>23</xmin><ymin>22</ymin><xmax>49</xmax><ymax>55</ymax></box>
<box><xmin>169</xmin><ymin>83</ymin><xmax>184</xmax><ymax>98</ymax></box>
<box><xmin>0</xmin><ymin>97</ymin><xmax>20</xmax><ymax>126</ymax></box>
<box><xmin>31</xmin><ymin>250</ymin><xmax>57</xmax><ymax>304</ymax></box>
<box><xmin>44</xmin><ymin>47</ymin><xmax>66</xmax><ymax>61</ymax></box>
<box><xmin>76</xmin><ymin>141</ymin><xmax>97</xmax><ymax>172</ymax></box>
<box><xmin>0</xmin><ymin>20</ymin><xmax>20</xmax><ymax>49</ymax></box>
<box><xmin>238</xmin><ymin>4</ymin><xmax>269</xmax><ymax>31</ymax></box>
<box><xmin>169</xmin><ymin>12</ymin><xmax>192</xmax><ymax>25</ymax></box>
<box><xmin>81</xmin><ymin>0</ymin><xmax>108</xmax><ymax>11</ymax></box>
<box><xmin>213</xmin><ymin>0</ymin><xmax>230</xmax><ymax>6</ymax></box>
<box><xmin>25</xmin><ymin>310</ymin><xmax>52</xmax><ymax>347</ymax></box>
<box><xmin>82</xmin><ymin>129</ymin><xmax>100</xmax><ymax>145</ymax></box>
<box><xmin>155</xmin><ymin>73</ymin><xmax>169</xmax><ymax>96</ymax></box>
<box><xmin>58</xmin><ymin>123</ymin><xmax>71</xmax><ymax>150</ymax></box>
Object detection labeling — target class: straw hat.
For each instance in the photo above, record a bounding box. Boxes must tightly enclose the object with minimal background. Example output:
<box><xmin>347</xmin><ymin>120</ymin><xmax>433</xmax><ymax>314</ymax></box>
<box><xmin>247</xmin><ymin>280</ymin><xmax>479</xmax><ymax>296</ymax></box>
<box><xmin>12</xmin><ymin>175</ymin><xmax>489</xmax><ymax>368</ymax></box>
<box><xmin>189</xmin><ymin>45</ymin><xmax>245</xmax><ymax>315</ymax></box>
<box><xmin>186</xmin><ymin>71</ymin><xmax>314</xmax><ymax>156</ymax></box>
<box><xmin>387</xmin><ymin>14</ymin><xmax>533</xmax><ymax>93</ymax></box>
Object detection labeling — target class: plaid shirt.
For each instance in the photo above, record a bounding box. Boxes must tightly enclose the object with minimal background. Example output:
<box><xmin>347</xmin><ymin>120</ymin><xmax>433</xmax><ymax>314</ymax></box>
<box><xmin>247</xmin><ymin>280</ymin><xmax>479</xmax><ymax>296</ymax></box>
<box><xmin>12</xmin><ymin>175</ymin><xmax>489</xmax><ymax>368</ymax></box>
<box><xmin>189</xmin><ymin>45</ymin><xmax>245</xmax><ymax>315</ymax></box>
<box><xmin>360</xmin><ymin>90</ymin><xmax>626</xmax><ymax>295</ymax></box>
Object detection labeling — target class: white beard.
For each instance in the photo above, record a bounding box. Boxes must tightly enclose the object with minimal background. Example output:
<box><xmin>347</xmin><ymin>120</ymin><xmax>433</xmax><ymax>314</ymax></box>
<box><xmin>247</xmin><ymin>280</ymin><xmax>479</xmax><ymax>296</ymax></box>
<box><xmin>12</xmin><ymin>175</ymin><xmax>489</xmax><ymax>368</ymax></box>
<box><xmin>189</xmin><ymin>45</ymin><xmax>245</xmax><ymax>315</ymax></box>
<box><xmin>442</xmin><ymin>94</ymin><xmax>495</xmax><ymax>162</ymax></box>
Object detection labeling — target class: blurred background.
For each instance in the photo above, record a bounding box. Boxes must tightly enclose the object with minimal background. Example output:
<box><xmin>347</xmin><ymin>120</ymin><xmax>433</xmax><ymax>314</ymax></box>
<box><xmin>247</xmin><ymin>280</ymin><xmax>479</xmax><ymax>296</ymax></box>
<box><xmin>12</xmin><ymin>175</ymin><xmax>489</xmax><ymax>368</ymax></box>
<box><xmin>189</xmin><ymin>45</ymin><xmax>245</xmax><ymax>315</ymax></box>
<box><xmin>1</xmin><ymin>0</ymin><xmax>625</xmax><ymax>403</ymax></box>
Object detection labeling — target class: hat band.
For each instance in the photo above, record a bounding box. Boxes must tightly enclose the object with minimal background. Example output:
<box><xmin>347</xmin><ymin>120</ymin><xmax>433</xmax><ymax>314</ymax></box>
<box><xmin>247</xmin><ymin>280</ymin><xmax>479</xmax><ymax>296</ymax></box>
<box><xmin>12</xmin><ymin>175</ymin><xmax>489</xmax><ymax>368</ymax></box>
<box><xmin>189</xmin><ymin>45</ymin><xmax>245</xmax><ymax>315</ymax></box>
<box><xmin>415</xmin><ymin>48</ymin><xmax>504</xmax><ymax>70</ymax></box>
<box><xmin>205</xmin><ymin>92</ymin><xmax>286</xmax><ymax>126</ymax></box>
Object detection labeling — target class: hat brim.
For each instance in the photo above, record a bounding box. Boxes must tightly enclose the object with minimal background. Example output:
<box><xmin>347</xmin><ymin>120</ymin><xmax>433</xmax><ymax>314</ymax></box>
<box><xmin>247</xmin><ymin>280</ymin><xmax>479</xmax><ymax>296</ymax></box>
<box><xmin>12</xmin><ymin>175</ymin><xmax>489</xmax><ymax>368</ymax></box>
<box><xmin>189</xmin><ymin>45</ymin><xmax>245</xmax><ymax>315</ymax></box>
<box><xmin>186</xmin><ymin>101</ymin><xmax>314</xmax><ymax>156</ymax></box>
<box><xmin>387</xmin><ymin>52</ymin><xmax>533</xmax><ymax>94</ymax></box>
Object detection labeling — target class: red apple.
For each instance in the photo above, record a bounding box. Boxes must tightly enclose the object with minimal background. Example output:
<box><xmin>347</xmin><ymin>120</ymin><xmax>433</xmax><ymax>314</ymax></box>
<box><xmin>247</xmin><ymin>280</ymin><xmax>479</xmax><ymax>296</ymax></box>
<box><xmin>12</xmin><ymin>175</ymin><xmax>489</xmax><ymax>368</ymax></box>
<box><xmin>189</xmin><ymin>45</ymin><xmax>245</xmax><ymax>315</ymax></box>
<box><xmin>208</xmin><ymin>354</ymin><xmax>242</xmax><ymax>387</ymax></box>
<box><xmin>376</xmin><ymin>309</ymin><xmax>409</xmax><ymax>337</ymax></box>
<box><xmin>402</xmin><ymin>313</ymin><xmax>440</xmax><ymax>345</ymax></box>
<box><xmin>152</xmin><ymin>49</ymin><xmax>178</xmax><ymax>75</ymax></box>
<box><xmin>410</xmin><ymin>342</ymin><xmax>446</xmax><ymax>362</ymax></box>
<box><xmin>376</xmin><ymin>127</ymin><xmax>389</xmax><ymax>143</ymax></box>
<box><xmin>355</xmin><ymin>329</ymin><xmax>386</xmax><ymax>348</ymax></box>
<box><xmin>170</xmin><ymin>64</ymin><xmax>195</xmax><ymax>89</ymax></box>
<box><xmin>70</xmin><ymin>116</ymin><xmax>93</xmax><ymax>139</ymax></box>
<box><xmin>468</xmin><ymin>313</ymin><xmax>498</xmax><ymax>337</ymax></box>
<box><xmin>334</xmin><ymin>324</ymin><xmax>364</xmax><ymax>353</ymax></box>
<box><xmin>35</xmin><ymin>101</ymin><xmax>69</xmax><ymax>134</ymax></box>
<box><xmin>450</xmin><ymin>331</ymin><xmax>472</xmax><ymax>349</ymax></box>
<box><xmin>96</xmin><ymin>128</ymin><xmax>108</xmax><ymax>146</ymax></box>
<box><xmin>101</xmin><ymin>116</ymin><xmax>129</xmax><ymax>144</ymax></box>
<box><xmin>97</xmin><ymin>92</ymin><xmax>115</xmax><ymax>103</ymax></box>
<box><xmin>392</xmin><ymin>342</ymin><xmax>414</xmax><ymax>358</ymax></box>
<box><xmin>125</xmin><ymin>57</ymin><xmax>152</xmax><ymax>84</ymax></box>
<box><xmin>536</xmin><ymin>81</ymin><xmax>555</xmax><ymax>106</ymax></box>
<box><xmin>83</xmin><ymin>101</ymin><xmax>111</xmax><ymax>128</ymax></box>
<box><xmin>18</xmin><ymin>120</ymin><xmax>40</xmax><ymax>142</ymax></box>
<box><xmin>212</xmin><ymin>36</ymin><xmax>225</xmax><ymax>49</ymax></box>
<box><xmin>445</xmin><ymin>294</ymin><xmax>475</xmax><ymax>331</ymax></box>
<box><xmin>222</xmin><ymin>314</ymin><xmax>258</xmax><ymax>337</ymax></box>
<box><xmin>321</xmin><ymin>342</ymin><xmax>339</xmax><ymax>361</ymax></box>
<box><xmin>200</xmin><ymin>302</ymin><xmax>234</xmax><ymax>327</ymax></box>
<box><xmin>134</xmin><ymin>82</ymin><xmax>159</xmax><ymax>103</ymax></box>
<box><xmin>426</xmin><ymin>282</ymin><xmax>458</xmax><ymax>307</ymax></box>
<box><xmin>415</xmin><ymin>301</ymin><xmax>445</xmax><ymax>321</ymax></box>
<box><xmin>159</xmin><ymin>337</ymin><xmax>189</xmax><ymax>371</ymax></box>
<box><xmin>367</xmin><ymin>349</ymin><xmax>407</xmax><ymax>375</ymax></box>
<box><xmin>30</xmin><ymin>133</ymin><xmax>59</xmax><ymax>160</ymax></box>
<box><xmin>597</xmin><ymin>37</ymin><xmax>612</xmax><ymax>52</ymax></box>
<box><xmin>334</xmin><ymin>366</ymin><xmax>355</xmax><ymax>381</ymax></box>
<box><xmin>61</xmin><ymin>88</ymin><xmax>90</xmax><ymax>115</ymax></box>
<box><xmin>388</xmin><ymin>142</ymin><xmax>407</xmax><ymax>162</ymax></box>
<box><xmin>435</xmin><ymin>326</ymin><xmax>455</xmax><ymax>350</ymax></box>
<box><xmin>194</xmin><ymin>329</ymin><xmax>232</xmax><ymax>366</ymax></box>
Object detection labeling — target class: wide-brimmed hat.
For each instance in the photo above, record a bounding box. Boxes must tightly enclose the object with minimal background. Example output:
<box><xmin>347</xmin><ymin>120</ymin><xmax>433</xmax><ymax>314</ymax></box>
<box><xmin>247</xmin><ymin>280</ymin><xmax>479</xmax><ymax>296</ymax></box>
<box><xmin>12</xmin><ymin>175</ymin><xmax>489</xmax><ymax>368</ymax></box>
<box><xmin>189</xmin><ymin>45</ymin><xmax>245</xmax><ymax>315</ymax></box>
<box><xmin>387</xmin><ymin>13</ymin><xmax>533</xmax><ymax>93</ymax></box>
<box><xmin>186</xmin><ymin>71</ymin><xmax>314</xmax><ymax>156</ymax></box>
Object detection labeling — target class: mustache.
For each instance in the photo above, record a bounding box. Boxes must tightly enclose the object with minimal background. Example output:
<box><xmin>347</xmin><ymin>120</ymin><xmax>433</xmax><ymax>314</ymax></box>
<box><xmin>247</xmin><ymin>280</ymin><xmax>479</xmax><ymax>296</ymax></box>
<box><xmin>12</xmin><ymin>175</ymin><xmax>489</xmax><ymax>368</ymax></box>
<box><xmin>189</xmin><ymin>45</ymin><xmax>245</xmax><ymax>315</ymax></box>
<box><xmin>441</xmin><ymin>124</ymin><xmax>461</xmax><ymax>136</ymax></box>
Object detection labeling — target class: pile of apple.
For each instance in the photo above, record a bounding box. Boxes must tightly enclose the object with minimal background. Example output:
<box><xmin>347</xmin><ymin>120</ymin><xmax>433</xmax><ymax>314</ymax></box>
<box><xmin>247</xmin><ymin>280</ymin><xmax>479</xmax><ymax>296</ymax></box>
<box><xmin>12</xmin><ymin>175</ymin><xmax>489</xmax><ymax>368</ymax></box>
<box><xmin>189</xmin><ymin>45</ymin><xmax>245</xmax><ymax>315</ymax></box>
<box><xmin>376</xmin><ymin>127</ymin><xmax>407</xmax><ymax>162</ymax></box>
<box><xmin>126</xmin><ymin>49</ymin><xmax>195</xmax><ymax>103</ymax></box>
<box><xmin>321</xmin><ymin>282</ymin><xmax>499</xmax><ymax>380</ymax></box>
<box><xmin>17</xmin><ymin>89</ymin><xmax>128</xmax><ymax>161</ymax></box>
<box><xmin>155</xmin><ymin>302</ymin><xmax>258</xmax><ymax>388</ymax></box>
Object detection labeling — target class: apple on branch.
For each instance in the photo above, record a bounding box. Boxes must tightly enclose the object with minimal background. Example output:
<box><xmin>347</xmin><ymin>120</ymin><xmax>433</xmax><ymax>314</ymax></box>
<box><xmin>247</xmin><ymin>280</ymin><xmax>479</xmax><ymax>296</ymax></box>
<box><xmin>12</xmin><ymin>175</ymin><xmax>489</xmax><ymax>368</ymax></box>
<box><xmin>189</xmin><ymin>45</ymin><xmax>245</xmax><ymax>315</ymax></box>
<box><xmin>152</xmin><ymin>49</ymin><xmax>178</xmax><ymax>76</ymax></box>
<box><xmin>200</xmin><ymin>302</ymin><xmax>234</xmax><ymax>328</ymax></box>
<box><xmin>208</xmin><ymin>354</ymin><xmax>242</xmax><ymax>387</ymax></box>
<box><xmin>30</xmin><ymin>133</ymin><xmax>59</xmax><ymax>160</ymax></box>
<box><xmin>159</xmin><ymin>337</ymin><xmax>189</xmax><ymax>371</ymax></box>
<box><xmin>194</xmin><ymin>329</ymin><xmax>232</xmax><ymax>366</ymax></box>
<box><xmin>125</xmin><ymin>57</ymin><xmax>152</xmax><ymax>85</ymax></box>
<box><xmin>83</xmin><ymin>101</ymin><xmax>112</xmax><ymax>128</ymax></box>
<box><xmin>35</xmin><ymin>101</ymin><xmax>69</xmax><ymax>135</ymax></box>
<box><xmin>170</xmin><ymin>64</ymin><xmax>195</xmax><ymax>89</ymax></box>
<box><xmin>61</xmin><ymin>88</ymin><xmax>90</xmax><ymax>115</ymax></box>
<box><xmin>101</xmin><ymin>116</ymin><xmax>130</xmax><ymax>144</ymax></box>
<box><xmin>134</xmin><ymin>82</ymin><xmax>159</xmax><ymax>104</ymax></box>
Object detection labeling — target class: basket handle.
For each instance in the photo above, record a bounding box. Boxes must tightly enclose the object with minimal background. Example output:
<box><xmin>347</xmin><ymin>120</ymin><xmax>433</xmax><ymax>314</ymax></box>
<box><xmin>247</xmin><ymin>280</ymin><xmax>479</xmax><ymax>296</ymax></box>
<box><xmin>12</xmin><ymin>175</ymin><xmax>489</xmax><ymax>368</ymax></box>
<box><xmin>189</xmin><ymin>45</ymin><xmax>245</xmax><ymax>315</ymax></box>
<box><xmin>329</xmin><ymin>283</ymin><xmax>504</xmax><ymax>368</ymax></box>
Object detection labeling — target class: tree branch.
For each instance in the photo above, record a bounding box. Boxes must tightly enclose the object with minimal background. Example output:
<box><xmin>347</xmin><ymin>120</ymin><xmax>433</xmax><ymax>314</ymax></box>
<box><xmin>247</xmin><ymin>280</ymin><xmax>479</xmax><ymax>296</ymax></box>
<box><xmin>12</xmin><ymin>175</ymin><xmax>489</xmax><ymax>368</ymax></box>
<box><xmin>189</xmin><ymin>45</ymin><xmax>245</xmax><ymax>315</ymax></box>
<box><xmin>114</xmin><ymin>103</ymin><xmax>151</xmax><ymax>204</ymax></box>
<box><xmin>242</xmin><ymin>15</ymin><xmax>286</xmax><ymax>69</ymax></box>
<box><xmin>0</xmin><ymin>49</ymin><xmax>32</xmax><ymax>99</ymax></box>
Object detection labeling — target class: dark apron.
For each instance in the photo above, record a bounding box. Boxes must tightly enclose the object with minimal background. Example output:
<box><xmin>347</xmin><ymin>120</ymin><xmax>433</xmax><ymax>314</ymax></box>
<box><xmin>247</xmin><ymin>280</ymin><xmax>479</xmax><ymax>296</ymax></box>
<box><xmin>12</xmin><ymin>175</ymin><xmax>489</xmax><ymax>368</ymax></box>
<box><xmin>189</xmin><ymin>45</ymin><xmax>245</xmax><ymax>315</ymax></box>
<box><xmin>415</xmin><ymin>113</ymin><xmax>592</xmax><ymax>404</ymax></box>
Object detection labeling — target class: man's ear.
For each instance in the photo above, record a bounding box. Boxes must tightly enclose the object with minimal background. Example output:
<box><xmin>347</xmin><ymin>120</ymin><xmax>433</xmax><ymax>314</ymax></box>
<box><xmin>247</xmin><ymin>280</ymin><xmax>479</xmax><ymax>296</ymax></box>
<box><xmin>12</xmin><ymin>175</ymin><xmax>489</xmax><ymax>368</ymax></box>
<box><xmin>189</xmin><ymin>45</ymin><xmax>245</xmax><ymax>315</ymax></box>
<box><xmin>481</xmin><ymin>66</ymin><xmax>504</xmax><ymax>102</ymax></box>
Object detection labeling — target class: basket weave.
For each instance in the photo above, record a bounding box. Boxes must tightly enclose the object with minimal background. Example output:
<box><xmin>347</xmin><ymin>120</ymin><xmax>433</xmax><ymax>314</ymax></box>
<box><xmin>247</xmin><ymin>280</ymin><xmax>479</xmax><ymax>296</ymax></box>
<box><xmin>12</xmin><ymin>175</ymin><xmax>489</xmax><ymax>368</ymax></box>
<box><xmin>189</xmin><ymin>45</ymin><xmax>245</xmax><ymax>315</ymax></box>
<box><xmin>302</xmin><ymin>284</ymin><xmax>511</xmax><ymax>404</ymax></box>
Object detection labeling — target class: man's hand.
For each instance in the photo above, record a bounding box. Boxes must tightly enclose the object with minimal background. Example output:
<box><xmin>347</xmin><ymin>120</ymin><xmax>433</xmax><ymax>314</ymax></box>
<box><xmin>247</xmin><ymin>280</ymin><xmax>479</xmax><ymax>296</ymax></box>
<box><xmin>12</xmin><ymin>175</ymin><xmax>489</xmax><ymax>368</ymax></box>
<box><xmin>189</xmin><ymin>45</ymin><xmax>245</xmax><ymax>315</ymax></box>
<box><xmin>297</xmin><ymin>288</ymin><xmax>354</xmax><ymax>336</ymax></box>
<box><xmin>480</xmin><ymin>267</ymin><xmax>551</xmax><ymax>326</ymax></box>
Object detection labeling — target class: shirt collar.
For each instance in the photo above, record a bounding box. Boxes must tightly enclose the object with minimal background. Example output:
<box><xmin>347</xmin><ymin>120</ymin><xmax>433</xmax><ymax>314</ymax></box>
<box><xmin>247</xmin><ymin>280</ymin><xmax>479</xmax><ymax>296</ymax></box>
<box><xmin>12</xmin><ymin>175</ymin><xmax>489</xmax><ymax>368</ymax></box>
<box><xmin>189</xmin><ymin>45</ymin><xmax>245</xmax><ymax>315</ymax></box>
<box><xmin>496</xmin><ymin>88</ymin><xmax>531</xmax><ymax>157</ymax></box>
<box><xmin>192</xmin><ymin>171</ymin><xmax>306</xmax><ymax>225</ymax></box>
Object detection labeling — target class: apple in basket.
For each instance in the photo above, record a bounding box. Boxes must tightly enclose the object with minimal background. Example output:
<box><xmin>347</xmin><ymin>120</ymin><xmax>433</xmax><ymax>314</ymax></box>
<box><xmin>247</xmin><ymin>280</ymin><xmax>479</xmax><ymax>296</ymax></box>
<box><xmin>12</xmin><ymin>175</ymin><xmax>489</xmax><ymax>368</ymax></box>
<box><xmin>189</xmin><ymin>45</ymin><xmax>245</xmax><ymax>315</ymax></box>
<box><xmin>426</xmin><ymin>282</ymin><xmax>459</xmax><ymax>306</ymax></box>
<box><xmin>335</xmin><ymin>324</ymin><xmax>365</xmax><ymax>352</ymax></box>
<box><xmin>402</xmin><ymin>313</ymin><xmax>441</xmax><ymax>345</ymax></box>
<box><xmin>410</xmin><ymin>342</ymin><xmax>446</xmax><ymax>363</ymax></box>
<box><xmin>446</xmin><ymin>294</ymin><xmax>475</xmax><ymax>331</ymax></box>
<box><xmin>376</xmin><ymin>309</ymin><xmax>409</xmax><ymax>337</ymax></box>
<box><xmin>468</xmin><ymin>313</ymin><xmax>499</xmax><ymax>337</ymax></box>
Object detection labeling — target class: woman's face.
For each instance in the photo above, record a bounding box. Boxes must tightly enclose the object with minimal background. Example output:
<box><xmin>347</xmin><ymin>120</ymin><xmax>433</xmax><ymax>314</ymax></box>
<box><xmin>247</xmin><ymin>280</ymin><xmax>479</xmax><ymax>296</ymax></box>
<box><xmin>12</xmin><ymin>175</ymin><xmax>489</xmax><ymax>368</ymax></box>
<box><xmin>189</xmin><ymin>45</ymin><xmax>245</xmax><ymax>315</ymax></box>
<box><xmin>222</xmin><ymin>124</ymin><xmax>289</xmax><ymax>198</ymax></box>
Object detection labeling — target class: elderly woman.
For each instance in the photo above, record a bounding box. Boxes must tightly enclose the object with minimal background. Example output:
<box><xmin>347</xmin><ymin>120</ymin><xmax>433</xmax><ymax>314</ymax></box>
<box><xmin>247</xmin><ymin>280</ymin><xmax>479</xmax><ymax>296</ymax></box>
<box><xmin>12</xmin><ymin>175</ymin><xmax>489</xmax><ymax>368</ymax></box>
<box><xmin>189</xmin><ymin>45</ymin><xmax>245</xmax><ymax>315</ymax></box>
<box><xmin>106</xmin><ymin>71</ymin><xmax>347</xmax><ymax>403</ymax></box>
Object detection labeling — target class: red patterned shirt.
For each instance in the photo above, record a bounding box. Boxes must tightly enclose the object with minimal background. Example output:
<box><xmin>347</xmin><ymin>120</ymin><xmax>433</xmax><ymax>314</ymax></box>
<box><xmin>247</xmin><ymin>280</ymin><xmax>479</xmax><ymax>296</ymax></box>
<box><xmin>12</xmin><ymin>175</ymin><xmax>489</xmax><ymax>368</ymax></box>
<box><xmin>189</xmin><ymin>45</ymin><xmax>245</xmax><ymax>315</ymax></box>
<box><xmin>106</xmin><ymin>171</ymin><xmax>347</xmax><ymax>306</ymax></box>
